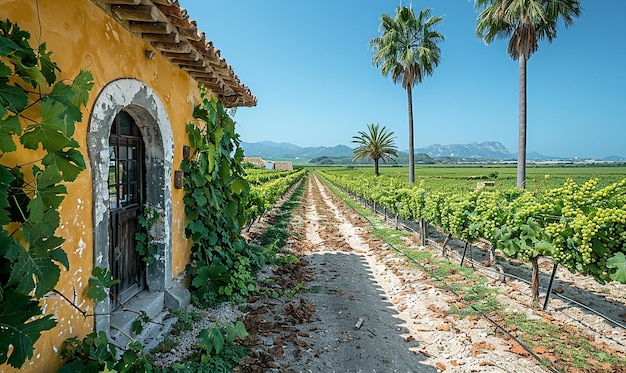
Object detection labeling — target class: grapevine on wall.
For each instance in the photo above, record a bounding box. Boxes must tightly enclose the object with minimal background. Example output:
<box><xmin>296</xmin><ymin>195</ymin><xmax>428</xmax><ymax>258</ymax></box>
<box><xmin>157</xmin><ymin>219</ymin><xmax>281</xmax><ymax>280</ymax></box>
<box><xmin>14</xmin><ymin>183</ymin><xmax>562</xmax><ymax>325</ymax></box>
<box><xmin>0</xmin><ymin>20</ymin><xmax>93</xmax><ymax>367</ymax></box>
<box><xmin>182</xmin><ymin>88</ymin><xmax>257</xmax><ymax>305</ymax></box>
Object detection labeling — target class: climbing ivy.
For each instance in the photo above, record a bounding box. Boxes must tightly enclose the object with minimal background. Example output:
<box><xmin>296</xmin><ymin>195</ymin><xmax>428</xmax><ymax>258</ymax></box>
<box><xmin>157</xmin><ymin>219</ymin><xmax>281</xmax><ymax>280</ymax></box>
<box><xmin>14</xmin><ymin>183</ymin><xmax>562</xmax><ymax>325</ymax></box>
<box><xmin>0</xmin><ymin>20</ymin><xmax>93</xmax><ymax>368</ymax></box>
<box><xmin>182</xmin><ymin>89</ymin><xmax>258</xmax><ymax>305</ymax></box>
<box><xmin>134</xmin><ymin>204</ymin><xmax>161</xmax><ymax>264</ymax></box>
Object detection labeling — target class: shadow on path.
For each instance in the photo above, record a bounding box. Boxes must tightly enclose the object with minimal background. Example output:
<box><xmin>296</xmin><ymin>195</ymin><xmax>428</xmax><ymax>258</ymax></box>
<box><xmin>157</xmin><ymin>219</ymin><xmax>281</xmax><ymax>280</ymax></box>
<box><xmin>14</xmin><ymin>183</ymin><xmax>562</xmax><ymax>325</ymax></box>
<box><xmin>287</xmin><ymin>251</ymin><xmax>435</xmax><ymax>373</ymax></box>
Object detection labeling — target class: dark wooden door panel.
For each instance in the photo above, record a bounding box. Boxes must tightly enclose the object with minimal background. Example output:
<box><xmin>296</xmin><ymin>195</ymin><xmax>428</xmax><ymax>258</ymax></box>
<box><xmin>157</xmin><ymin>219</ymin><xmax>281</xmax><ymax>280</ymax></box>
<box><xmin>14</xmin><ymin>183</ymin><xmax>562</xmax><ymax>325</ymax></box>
<box><xmin>108</xmin><ymin>110</ymin><xmax>146</xmax><ymax>306</ymax></box>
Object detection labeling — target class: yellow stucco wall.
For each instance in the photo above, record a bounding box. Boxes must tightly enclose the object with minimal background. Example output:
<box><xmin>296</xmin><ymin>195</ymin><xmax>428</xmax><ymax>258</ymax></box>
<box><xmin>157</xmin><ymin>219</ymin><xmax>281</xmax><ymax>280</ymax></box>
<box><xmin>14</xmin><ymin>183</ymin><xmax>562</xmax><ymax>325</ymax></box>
<box><xmin>1</xmin><ymin>1</ymin><xmax>204</xmax><ymax>370</ymax></box>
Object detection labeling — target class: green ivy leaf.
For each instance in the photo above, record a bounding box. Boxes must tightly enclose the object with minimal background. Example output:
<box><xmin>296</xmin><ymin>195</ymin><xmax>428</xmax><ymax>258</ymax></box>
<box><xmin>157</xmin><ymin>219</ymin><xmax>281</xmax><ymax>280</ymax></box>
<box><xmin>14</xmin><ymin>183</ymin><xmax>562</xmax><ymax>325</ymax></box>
<box><xmin>224</xmin><ymin>201</ymin><xmax>238</xmax><ymax>219</ymax></box>
<box><xmin>234</xmin><ymin>320</ymin><xmax>249</xmax><ymax>338</ymax></box>
<box><xmin>219</xmin><ymin>158</ymin><xmax>230</xmax><ymax>181</ymax></box>
<box><xmin>131</xmin><ymin>319</ymin><xmax>143</xmax><ymax>335</ymax></box>
<box><xmin>207</xmin><ymin>144</ymin><xmax>216</xmax><ymax>174</ymax></box>
<box><xmin>186</xmin><ymin>219</ymin><xmax>210</xmax><ymax>239</ymax></box>
<box><xmin>87</xmin><ymin>267</ymin><xmax>120</xmax><ymax>302</ymax></box>
<box><xmin>42</xmin><ymin>149</ymin><xmax>86</xmax><ymax>182</ymax></box>
<box><xmin>0</xmin><ymin>289</ymin><xmax>57</xmax><ymax>368</ymax></box>
<box><xmin>208</xmin><ymin>231</ymin><xmax>218</xmax><ymax>246</ymax></box>
<box><xmin>191</xmin><ymin>188</ymin><xmax>207</xmax><ymax>207</ymax></box>
<box><xmin>606</xmin><ymin>252</ymin><xmax>626</xmax><ymax>283</ymax></box>
<box><xmin>197</xmin><ymin>328</ymin><xmax>215</xmax><ymax>357</ymax></box>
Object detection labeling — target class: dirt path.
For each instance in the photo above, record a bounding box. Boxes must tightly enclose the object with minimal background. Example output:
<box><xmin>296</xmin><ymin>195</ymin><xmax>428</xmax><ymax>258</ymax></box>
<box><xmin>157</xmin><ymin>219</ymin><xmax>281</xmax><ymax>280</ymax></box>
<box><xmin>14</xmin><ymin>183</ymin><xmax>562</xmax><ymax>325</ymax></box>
<box><xmin>241</xmin><ymin>173</ymin><xmax>548</xmax><ymax>372</ymax></box>
<box><xmin>148</xmin><ymin>172</ymin><xmax>626</xmax><ymax>371</ymax></box>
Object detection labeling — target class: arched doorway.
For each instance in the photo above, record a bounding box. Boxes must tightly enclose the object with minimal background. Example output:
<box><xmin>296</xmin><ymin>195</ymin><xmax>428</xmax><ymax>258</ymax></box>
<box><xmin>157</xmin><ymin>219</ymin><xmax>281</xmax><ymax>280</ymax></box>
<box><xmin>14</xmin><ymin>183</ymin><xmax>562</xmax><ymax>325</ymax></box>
<box><xmin>108</xmin><ymin>110</ymin><xmax>146</xmax><ymax>304</ymax></box>
<box><xmin>88</xmin><ymin>78</ymin><xmax>184</xmax><ymax>336</ymax></box>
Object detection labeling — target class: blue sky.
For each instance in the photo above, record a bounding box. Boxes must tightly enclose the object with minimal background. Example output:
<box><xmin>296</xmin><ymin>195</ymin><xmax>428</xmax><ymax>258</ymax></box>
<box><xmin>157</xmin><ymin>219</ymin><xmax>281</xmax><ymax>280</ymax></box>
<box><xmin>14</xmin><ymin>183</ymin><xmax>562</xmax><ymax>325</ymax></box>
<box><xmin>182</xmin><ymin>1</ymin><xmax>626</xmax><ymax>158</ymax></box>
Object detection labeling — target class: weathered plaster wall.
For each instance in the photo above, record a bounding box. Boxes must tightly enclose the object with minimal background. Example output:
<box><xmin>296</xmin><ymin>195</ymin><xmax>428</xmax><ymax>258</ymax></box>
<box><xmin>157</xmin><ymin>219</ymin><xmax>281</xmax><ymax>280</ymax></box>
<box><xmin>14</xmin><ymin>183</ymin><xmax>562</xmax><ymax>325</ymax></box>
<box><xmin>2</xmin><ymin>1</ymin><xmax>201</xmax><ymax>371</ymax></box>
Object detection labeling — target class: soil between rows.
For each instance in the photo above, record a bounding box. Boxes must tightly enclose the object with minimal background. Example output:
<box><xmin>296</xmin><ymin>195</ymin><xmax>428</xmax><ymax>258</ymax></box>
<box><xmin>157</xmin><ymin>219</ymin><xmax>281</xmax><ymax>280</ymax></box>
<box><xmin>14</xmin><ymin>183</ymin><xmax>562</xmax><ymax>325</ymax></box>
<box><xmin>239</xmin><ymin>174</ymin><xmax>546</xmax><ymax>372</ymax></box>
<box><xmin>152</xmin><ymin>172</ymin><xmax>626</xmax><ymax>372</ymax></box>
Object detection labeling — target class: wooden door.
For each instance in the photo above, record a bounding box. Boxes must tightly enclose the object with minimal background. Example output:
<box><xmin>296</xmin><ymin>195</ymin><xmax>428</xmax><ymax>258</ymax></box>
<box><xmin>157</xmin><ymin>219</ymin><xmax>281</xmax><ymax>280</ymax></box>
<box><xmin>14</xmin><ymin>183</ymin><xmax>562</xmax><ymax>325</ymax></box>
<box><xmin>108</xmin><ymin>110</ymin><xmax>146</xmax><ymax>305</ymax></box>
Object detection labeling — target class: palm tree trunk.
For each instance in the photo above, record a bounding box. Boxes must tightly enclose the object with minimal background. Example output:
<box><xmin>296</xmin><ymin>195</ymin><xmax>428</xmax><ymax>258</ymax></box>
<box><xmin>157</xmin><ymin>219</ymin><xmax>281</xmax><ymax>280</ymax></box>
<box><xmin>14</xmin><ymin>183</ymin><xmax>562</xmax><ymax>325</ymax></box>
<box><xmin>517</xmin><ymin>54</ymin><xmax>527</xmax><ymax>189</ymax></box>
<box><xmin>407</xmin><ymin>85</ymin><xmax>415</xmax><ymax>184</ymax></box>
<box><xmin>374</xmin><ymin>158</ymin><xmax>380</xmax><ymax>176</ymax></box>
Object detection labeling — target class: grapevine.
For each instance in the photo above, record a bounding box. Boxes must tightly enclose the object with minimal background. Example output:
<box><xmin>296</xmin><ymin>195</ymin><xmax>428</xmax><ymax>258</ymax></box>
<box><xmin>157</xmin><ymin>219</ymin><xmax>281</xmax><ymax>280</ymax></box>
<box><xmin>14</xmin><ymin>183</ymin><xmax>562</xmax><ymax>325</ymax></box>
<box><xmin>317</xmin><ymin>168</ymin><xmax>626</xmax><ymax>293</ymax></box>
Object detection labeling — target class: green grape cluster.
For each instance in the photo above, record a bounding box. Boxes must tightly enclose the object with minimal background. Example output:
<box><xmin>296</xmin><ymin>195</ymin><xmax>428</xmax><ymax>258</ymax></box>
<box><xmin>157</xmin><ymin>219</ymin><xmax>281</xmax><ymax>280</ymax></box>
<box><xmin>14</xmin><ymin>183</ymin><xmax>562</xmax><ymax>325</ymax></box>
<box><xmin>319</xmin><ymin>168</ymin><xmax>626</xmax><ymax>286</ymax></box>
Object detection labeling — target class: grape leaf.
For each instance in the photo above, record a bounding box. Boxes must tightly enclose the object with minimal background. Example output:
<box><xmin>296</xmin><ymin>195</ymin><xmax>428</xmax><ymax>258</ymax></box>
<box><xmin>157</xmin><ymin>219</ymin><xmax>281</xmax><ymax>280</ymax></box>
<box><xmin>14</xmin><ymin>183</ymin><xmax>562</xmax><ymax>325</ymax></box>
<box><xmin>0</xmin><ymin>289</ymin><xmax>57</xmax><ymax>368</ymax></box>
<box><xmin>45</xmin><ymin>81</ymin><xmax>81</xmax><ymax>126</ymax></box>
<box><xmin>0</xmin><ymin>114</ymin><xmax>21</xmax><ymax>153</ymax></box>
<box><xmin>28</xmin><ymin>235</ymin><xmax>65</xmax><ymax>251</ymax></box>
<box><xmin>0</xmin><ymin>31</ymin><xmax>21</xmax><ymax>56</ymax></box>
<box><xmin>0</xmin><ymin>166</ymin><xmax>14</xmax><ymax>225</ymax></box>
<box><xmin>86</xmin><ymin>267</ymin><xmax>120</xmax><ymax>302</ymax></box>
<box><xmin>21</xmin><ymin>100</ymin><xmax>77</xmax><ymax>152</ymax></box>
<box><xmin>4</xmin><ymin>243</ymin><xmax>68</xmax><ymax>298</ymax></box>
<box><xmin>27</xmin><ymin>165</ymin><xmax>66</xmax><ymax>221</ymax></box>
<box><xmin>38</xmin><ymin>42</ymin><xmax>59</xmax><ymax>85</ymax></box>
<box><xmin>606</xmin><ymin>252</ymin><xmax>626</xmax><ymax>283</ymax></box>
<box><xmin>22</xmin><ymin>208</ymin><xmax>60</xmax><ymax>244</ymax></box>
<box><xmin>230</xmin><ymin>178</ymin><xmax>248</xmax><ymax>195</ymax></box>
<box><xmin>0</xmin><ymin>20</ymin><xmax>32</xmax><ymax>55</ymax></box>
<box><xmin>0</xmin><ymin>77</ymin><xmax>29</xmax><ymax>113</ymax></box>
<box><xmin>12</xmin><ymin>52</ymin><xmax>45</xmax><ymax>87</ymax></box>
<box><xmin>42</xmin><ymin>149</ymin><xmax>86</xmax><ymax>182</ymax></box>
<box><xmin>0</xmin><ymin>60</ymin><xmax>11</xmax><ymax>78</ymax></box>
<box><xmin>71</xmin><ymin>70</ymin><xmax>94</xmax><ymax>107</ymax></box>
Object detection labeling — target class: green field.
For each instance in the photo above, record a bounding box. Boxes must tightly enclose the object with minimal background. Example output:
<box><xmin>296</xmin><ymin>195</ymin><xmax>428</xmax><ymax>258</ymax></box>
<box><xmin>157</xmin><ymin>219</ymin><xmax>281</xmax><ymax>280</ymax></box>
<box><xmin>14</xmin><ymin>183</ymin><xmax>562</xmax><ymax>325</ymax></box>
<box><xmin>311</xmin><ymin>164</ymin><xmax>626</xmax><ymax>193</ymax></box>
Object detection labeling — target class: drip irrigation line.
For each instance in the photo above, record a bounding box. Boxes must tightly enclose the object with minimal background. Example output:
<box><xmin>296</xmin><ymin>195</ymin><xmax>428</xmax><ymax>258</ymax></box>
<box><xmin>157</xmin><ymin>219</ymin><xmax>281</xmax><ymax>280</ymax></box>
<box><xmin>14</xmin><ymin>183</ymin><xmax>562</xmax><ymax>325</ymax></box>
<box><xmin>321</xmin><ymin>178</ymin><xmax>560</xmax><ymax>373</ymax></box>
<box><xmin>385</xmin><ymin>202</ymin><xmax>626</xmax><ymax>333</ymax></box>
<box><xmin>419</xmin><ymin>228</ymin><xmax>626</xmax><ymax>332</ymax></box>
<box><xmin>443</xmin><ymin>252</ymin><xmax>626</xmax><ymax>351</ymax></box>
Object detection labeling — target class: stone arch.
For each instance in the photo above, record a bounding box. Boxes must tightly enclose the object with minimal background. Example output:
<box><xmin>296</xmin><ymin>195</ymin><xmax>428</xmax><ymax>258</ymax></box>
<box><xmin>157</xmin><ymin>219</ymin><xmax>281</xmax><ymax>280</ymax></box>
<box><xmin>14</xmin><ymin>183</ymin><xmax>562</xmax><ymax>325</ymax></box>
<box><xmin>88</xmin><ymin>78</ymin><xmax>174</xmax><ymax>333</ymax></box>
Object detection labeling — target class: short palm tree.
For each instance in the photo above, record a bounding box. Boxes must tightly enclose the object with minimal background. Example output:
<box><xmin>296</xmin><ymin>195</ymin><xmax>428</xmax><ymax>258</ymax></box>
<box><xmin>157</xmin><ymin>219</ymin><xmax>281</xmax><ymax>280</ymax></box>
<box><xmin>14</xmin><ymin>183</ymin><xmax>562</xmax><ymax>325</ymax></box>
<box><xmin>352</xmin><ymin>123</ymin><xmax>398</xmax><ymax>176</ymax></box>
<box><xmin>370</xmin><ymin>6</ymin><xmax>444</xmax><ymax>184</ymax></box>
<box><xmin>475</xmin><ymin>0</ymin><xmax>581</xmax><ymax>189</ymax></box>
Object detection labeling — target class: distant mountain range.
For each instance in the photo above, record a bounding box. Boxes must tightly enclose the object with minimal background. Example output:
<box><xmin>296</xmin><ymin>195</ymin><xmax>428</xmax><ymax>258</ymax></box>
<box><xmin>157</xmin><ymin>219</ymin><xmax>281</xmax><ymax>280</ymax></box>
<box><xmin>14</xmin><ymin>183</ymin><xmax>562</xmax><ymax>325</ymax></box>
<box><xmin>415</xmin><ymin>142</ymin><xmax>511</xmax><ymax>159</ymax></box>
<box><xmin>240</xmin><ymin>140</ymin><xmax>625</xmax><ymax>163</ymax></box>
<box><xmin>241</xmin><ymin>141</ymin><xmax>354</xmax><ymax>159</ymax></box>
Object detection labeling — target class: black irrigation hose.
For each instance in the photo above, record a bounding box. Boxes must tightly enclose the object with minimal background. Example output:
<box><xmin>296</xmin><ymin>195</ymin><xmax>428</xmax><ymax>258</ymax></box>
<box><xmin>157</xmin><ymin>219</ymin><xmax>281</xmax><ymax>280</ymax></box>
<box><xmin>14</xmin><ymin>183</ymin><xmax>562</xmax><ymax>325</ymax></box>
<box><xmin>399</xmin><ymin>221</ymin><xmax>626</xmax><ymax>336</ymax></box>
<box><xmin>320</xmin><ymin>178</ymin><xmax>561</xmax><ymax>373</ymax></box>
<box><xmin>422</xmin><ymin>235</ymin><xmax>626</xmax><ymax>355</ymax></box>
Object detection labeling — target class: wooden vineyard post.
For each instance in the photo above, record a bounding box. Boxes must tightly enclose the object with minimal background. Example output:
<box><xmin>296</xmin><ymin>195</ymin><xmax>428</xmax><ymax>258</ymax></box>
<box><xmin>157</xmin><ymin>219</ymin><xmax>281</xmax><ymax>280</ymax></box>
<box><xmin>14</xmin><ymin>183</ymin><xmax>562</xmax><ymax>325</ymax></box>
<box><xmin>420</xmin><ymin>218</ymin><xmax>427</xmax><ymax>246</ymax></box>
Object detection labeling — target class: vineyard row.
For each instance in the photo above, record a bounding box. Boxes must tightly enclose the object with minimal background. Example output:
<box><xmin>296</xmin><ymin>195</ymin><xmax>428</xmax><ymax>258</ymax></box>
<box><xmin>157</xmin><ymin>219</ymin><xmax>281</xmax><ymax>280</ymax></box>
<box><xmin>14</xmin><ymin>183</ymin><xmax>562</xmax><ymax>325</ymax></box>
<box><xmin>316</xmin><ymin>170</ymin><xmax>626</xmax><ymax>286</ymax></box>
<box><xmin>246</xmin><ymin>169</ymin><xmax>307</xmax><ymax>225</ymax></box>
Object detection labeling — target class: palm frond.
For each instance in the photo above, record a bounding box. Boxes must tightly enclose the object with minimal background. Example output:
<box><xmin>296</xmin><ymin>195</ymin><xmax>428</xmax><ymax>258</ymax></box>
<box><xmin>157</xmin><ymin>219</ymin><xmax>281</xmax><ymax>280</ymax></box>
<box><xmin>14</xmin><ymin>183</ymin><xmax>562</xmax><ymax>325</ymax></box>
<box><xmin>351</xmin><ymin>123</ymin><xmax>398</xmax><ymax>164</ymax></box>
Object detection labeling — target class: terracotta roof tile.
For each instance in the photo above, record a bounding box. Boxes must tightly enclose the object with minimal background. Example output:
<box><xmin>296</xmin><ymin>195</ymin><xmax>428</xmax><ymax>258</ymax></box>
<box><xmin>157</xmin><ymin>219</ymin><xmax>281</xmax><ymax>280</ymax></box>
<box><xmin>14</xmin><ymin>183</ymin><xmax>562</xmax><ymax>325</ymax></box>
<box><xmin>92</xmin><ymin>0</ymin><xmax>256</xmax><ymax>107</ymax></box>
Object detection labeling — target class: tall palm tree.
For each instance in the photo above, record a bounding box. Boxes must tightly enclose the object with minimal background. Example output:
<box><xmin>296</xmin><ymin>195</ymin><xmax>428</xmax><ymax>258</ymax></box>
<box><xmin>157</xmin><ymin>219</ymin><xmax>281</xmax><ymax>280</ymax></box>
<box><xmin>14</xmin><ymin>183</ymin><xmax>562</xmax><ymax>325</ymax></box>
<box><xmin>475</xmin><ymin>0</ymin><xmax>581</xmax><ymax>189</ymax></box>
<box><xmin>352</xmin><ymin>123</ymin><xmax>398</xmax><ymax>176</ymax></box>
<box><xmin>370</xmin><ymin>6</ymin><xmax>444</xmax><ymax>184</ymax></box>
